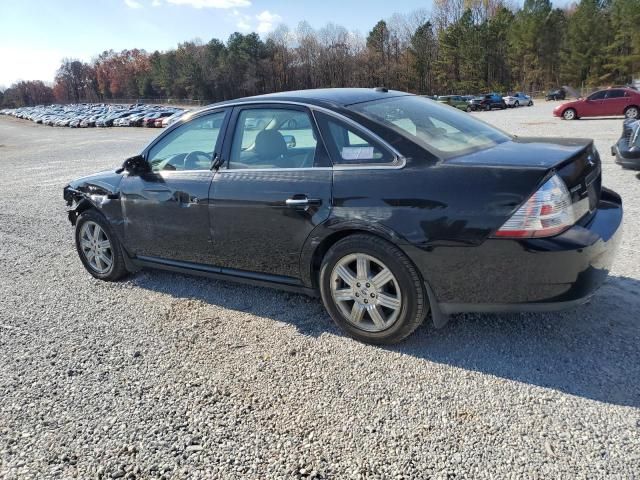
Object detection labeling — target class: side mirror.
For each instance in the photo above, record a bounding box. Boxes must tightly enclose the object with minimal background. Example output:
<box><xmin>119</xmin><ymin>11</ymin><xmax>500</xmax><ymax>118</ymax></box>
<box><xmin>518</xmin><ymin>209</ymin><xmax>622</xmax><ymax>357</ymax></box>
<box><xmin>282</xmin><ymin>135</ymin><xmax>297</xmax><ymax>148</ymax></box>
<box><xmin>117</xmin><ymin>154</ymin><xmax>150</xmax><ymax>175</ymax></box>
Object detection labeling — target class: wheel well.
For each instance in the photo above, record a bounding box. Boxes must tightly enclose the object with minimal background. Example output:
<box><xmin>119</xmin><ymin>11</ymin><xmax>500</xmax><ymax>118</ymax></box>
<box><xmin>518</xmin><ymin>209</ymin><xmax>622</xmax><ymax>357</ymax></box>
<box><xmin>68</xmin><ymin>198</ymin><xmax>96</xmax><ymax>225</ymax></box>
<box><xmin>309</xmin><ymin>229</ymin><xmax>419</xmax><ymax>289</ymax></box>
<box><xmin>625</xmin><ymin>104</ymin><xmax>639</xmax><ymax>112</ymax></box>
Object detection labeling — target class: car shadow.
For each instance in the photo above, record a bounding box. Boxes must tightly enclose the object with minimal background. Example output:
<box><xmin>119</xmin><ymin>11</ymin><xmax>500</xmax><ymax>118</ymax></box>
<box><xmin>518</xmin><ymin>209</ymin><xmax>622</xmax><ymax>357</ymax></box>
<box><xmin>578</xmin><ymin>117</ymin><xmax>627</xmax><ymax>121</ymax></box>
<box><xmin>130</xmin><ymin>271</ymin><xmax>640</xmax><ymax>408</ymax></box>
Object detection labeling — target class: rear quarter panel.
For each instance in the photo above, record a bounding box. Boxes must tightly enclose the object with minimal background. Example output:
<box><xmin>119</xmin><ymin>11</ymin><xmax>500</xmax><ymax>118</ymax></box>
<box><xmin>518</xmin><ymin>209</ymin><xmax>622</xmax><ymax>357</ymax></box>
<box><xmin>305</xmin><ymin>160</ymin><xmax>546</xmax><ymax>290</ymax></box>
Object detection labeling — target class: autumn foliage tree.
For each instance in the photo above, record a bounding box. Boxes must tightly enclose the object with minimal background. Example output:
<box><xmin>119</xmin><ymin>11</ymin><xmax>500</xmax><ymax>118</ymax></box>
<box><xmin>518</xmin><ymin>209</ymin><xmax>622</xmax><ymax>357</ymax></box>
<box><xmin>2</xmin><ymin>0</ymin><xmax>638</xmax><ymax>109</ymax></box>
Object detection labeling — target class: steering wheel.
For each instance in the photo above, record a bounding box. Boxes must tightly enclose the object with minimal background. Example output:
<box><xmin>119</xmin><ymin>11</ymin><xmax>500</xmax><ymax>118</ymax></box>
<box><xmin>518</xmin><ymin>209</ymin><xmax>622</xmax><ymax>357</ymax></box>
<box><xmin>184</xmin><ymin>151</ymin><xmax>211</xmax><ymax>170</ymax></box>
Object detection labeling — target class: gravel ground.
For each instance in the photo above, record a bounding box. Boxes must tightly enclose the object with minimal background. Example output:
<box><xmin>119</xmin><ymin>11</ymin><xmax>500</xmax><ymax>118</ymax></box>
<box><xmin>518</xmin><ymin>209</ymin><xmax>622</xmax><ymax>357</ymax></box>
<box><xmin>0</xmin><ymin>102</ymin><xmax>639</xmax><ymax>479</ymax></box>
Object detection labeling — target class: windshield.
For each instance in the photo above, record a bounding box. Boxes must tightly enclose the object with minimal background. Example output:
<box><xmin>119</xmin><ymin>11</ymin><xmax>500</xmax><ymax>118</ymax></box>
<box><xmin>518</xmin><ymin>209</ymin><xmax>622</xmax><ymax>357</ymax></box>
<box><xmin>349</xmin><ymin>95</ymin><xmax>511</xmax><ymax>159</ymax></box>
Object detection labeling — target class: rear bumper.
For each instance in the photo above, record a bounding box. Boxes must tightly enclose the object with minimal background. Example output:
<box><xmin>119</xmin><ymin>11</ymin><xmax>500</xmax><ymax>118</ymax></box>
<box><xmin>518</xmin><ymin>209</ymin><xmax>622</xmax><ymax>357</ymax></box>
<box><xmin>611</xmin><ymin>141</ymin><xmax>640</xmax><ymax>169</ymax></box>
<box><xmin>414</xmin><ymin>188</ymin><xmax>623</xmax><ymax>314</ymax></box>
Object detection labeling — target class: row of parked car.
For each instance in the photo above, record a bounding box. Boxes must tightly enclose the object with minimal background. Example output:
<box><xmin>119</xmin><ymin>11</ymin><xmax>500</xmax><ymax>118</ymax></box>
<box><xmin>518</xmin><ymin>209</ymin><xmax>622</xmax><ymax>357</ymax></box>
<box><xmin>434</xmin><ymin>92</ymin><xmax>534</xmax><ymax>112</ymax></box>
<box><xmin>0</xmin><ymin>104</ymin><xmax>188</xmax><ymax>128</ymax></box>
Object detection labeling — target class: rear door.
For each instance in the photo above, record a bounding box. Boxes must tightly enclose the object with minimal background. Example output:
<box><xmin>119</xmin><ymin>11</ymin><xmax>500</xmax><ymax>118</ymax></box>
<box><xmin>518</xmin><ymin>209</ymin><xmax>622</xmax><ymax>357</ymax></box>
<box><xmin>602</xmin><ymin>89</ymin><xmax>628</xmax><ymax>116</ymax></box>
<box><xmin>208</xmin><ymin>104</ymin><xmax>333</xmax><ymax>280</ymax></box>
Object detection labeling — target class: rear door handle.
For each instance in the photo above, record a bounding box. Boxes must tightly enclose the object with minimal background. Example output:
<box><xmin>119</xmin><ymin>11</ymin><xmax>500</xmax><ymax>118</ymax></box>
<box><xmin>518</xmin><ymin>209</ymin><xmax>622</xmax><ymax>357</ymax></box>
<box><xmin>285</xmin><ymin>196</ymin><xmax>321</xmax><ymax>207</ymax></box>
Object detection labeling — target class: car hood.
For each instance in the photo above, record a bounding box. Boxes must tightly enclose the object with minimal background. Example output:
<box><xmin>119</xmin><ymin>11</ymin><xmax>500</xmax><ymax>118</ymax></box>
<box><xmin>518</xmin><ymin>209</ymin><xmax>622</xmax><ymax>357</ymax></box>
<box><xmin>446</xmin><ymin>137</ymin><xmax>592</xmax><ymax>169</ymax></box>
<box><xmin>67</xmin><ymin>169</ymin><xmax>124</xmax><ymax>196</ymax></box>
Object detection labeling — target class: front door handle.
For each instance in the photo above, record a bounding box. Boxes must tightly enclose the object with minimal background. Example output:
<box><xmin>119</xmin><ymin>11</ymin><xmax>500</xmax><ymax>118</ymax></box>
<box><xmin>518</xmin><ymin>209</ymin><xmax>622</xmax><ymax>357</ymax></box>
<box><xmin>285</xmin><ymin>196</ymin><xmax>321</xmax><ymax>207</ymax></box>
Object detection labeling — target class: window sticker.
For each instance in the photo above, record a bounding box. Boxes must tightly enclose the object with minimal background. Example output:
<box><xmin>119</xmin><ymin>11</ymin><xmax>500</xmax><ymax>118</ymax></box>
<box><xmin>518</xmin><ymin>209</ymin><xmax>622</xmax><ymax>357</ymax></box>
<box><xmin>341</xmin><ymin>146</ymin><xmax>375</xmax><ymax>160</ymax></box>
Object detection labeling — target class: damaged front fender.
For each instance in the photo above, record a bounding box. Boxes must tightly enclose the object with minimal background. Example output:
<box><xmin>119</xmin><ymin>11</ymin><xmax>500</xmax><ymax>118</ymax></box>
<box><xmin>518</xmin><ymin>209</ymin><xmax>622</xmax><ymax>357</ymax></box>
<box><xmin>63</xmin><ymin>169</ymin><xmax>125</xmax><ymax>232</ymax></box>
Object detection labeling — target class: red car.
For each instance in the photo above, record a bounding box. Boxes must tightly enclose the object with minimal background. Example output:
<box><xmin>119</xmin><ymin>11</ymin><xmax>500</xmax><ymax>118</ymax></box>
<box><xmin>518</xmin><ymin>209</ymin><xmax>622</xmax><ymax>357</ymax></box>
<box><xmin>554</xmin><ymin>87</ymin><xmax>640</xmax><ymax>120</ymax></box>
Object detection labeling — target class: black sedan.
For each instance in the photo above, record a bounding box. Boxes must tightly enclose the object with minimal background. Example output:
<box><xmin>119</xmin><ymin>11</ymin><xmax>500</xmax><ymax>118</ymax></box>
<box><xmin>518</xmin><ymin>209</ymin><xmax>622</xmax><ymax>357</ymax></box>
<box><xmin>546</xmin><ymin>88</ymin><xmax>566</xmax><ymax>101</ymax></box>
<box><xmin>468</xmin><ymin>93</ymin><xmax>507</xmax><ymax>111</ymax></box>
<box><xmin>63</xmin><ymin>88</ymin><xmax>623</xmax><ymax>344</ymax></box>
<box><xmin>611</xmin><ymin>118</ymin><xmax>640</xmax><ymax>169</ymax></box>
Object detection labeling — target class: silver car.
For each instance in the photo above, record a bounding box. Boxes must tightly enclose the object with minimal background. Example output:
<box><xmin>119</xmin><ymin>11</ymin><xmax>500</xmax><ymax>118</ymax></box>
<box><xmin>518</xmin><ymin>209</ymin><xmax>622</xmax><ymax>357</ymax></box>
<box><xmin>503</xmin><ymin>92</ymin><xmax>533</xmax><ymax>108</ymax></box>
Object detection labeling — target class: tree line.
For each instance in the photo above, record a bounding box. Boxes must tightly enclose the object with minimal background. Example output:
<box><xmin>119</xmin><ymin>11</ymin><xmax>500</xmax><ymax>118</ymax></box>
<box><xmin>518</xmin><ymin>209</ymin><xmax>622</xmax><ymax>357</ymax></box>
<box><xmin>1</xmin><ymin>0</ymin><xmax>638</xmax><ymax>108</ymax></box>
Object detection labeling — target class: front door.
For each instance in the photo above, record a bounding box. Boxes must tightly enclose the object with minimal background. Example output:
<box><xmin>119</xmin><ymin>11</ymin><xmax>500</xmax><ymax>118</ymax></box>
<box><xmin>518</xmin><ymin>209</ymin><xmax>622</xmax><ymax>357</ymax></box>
<box><xmin>582</xmin><ymin>90</ymin><xmax>606</xmax><ymax>117</ymax></box>
<box><xmin>208</xmin><ymin>105</ymin><xmax>333</xmax><ymax>280</ymax></box>
<box><xmin>121</xmin><ymin>109</ymin><xmax>229</xmax><ymax>264</ymax></box>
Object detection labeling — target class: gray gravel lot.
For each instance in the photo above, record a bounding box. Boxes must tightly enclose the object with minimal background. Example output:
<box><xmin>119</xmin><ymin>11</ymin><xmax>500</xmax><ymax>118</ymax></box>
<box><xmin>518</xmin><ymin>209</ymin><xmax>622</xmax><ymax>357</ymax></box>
<box><xmin>0</xmin><ymin>102</ymin><xmax>639</xmax><ymax>479</ymax></box>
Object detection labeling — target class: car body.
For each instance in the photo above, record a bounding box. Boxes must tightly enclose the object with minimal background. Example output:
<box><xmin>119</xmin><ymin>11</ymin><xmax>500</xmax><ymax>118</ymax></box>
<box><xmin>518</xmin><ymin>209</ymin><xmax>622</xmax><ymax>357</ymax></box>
<box><xmin>611</xmin><ymin>118</ymin><xmax>640</xmax><ymax>169</ymax></box>
<box><xmin>63</xmin><ymin>88</ymin><xmax>622</xmax><ymax>344</ymax></box>
<box><xmin>554</xmin><ymin>88</ymin><xmax>640</xmax><ymax>120</ymax></box>
<box><xmin>546</xmin><ymin>89</ymin><xmax>566</xmax><ymax>101</ymax></box>
<box><xmin>437</xmin><ymin>95</ymin><xmax>471</xmax><ymax>112</ymax></box>
<box><xmin>468</xmin><ymin>93</ymin><xmax>506</xmax><ymax>111</ymax></box>
<box><xmin>503</xmin><ymin>92</ymin><xmax>533</xmax><ymax>108</ymax></box>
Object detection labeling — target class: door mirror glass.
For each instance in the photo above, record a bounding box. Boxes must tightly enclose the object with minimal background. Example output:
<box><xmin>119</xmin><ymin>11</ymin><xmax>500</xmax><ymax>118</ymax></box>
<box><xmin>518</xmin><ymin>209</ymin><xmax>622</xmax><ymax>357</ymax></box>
<box><xmin>282</xmin><ymin>135</ymin><xmax>296</xmax><ymax>148</ymax></box>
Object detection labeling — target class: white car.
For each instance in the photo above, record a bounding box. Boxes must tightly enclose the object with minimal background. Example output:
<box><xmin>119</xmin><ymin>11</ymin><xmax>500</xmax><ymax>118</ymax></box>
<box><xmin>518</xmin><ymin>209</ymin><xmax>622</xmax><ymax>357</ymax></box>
<box><xmin>503</xmin><ymin>92</ymin><xmax>533</xmax><ymax>108</ymax></box>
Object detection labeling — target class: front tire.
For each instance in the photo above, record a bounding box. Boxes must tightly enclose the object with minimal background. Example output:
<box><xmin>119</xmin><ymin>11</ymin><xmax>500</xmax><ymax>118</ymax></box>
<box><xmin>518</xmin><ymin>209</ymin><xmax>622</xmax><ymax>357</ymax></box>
<box><xmin>563</xmin><ymin>108</ymin><xmax>577</xmax><ymax>120</ymax></box>
<box><xmin>514</xmin><ymin>101</ymin><xmax>519</xmax><ymax>108</ymax></box>
<box><xmin>319</xmin><ymin>234</ymin><xmax>428</xmax><ymax>344</ymax></box>
<box><xmin>75</xmin><ymin>210</ymin><xmax>128</xmax><ymax>281</ymax></box>
<box><xmin>625</xmin><ymin>106</ymin><xmax>639</xmax><ymax>119</ymax></box>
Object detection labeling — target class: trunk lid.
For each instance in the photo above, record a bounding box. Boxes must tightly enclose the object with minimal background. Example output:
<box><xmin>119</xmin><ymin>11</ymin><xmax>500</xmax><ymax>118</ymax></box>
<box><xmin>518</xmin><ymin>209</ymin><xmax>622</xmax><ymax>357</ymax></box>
<box><xmin>447</xmin><ymin>137</ymin><xmax>602</xmax><ymax>221</ymax></box>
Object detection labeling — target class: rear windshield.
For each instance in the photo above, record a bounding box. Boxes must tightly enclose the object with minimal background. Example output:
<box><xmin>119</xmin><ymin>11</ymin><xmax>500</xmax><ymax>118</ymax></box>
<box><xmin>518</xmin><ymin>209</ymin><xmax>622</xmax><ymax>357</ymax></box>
<box><xmin>348</xmin><ymin>95</ymin><xmax>511</xmax><ymax>159</ymax></box>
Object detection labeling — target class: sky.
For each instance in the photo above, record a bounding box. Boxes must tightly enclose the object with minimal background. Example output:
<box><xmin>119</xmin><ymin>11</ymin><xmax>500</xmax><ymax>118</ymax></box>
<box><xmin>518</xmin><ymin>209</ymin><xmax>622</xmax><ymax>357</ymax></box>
<box><xmin>0</xmin><ymin>0</ymin><xmax>437</xmax><ymax>88</ymax></box>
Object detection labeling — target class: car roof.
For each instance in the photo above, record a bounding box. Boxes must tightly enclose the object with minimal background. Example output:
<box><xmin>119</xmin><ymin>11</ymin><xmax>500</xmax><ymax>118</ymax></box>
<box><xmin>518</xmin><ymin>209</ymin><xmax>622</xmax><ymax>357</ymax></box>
<box><xmin>202</xmin><ymin>88</ymin><xmax>413</xmax><ymax>110</ymax></box>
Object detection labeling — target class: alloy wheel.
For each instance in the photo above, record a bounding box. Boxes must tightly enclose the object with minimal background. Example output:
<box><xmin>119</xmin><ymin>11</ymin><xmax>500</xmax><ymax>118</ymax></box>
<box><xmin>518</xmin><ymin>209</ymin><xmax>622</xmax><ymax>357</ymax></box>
<box><xmin>626</xmin><ymin>107</ymin><xmax>639</xmax><ymax>119</ymax></box>
<box><xmin>563</xmin><ymin>109</ymin><xmax>576</xmax><ymax>120</ymax></box>
<box><xmin>79</xmin><ymin>221</ymin><xmax>113</xmax><ymax>274</ymax></box>
<box><xmin>330</xmin><ymin>253</ymin><xmax>402</xmax><ymax>333</ymax></box>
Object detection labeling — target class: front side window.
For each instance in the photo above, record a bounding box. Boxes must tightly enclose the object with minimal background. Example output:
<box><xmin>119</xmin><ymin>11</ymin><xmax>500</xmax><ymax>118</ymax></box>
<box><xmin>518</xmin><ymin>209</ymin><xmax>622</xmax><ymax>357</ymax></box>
<box><xmin>314</xmin><ymin>112</ymin><xmax>394</xmax><ymax>165</ymax></box>
<box><xmin>349</xmin><ymin>95</ymin><xmax>510</xmax><ymax>159</ymax></box>
<box><xmin>147</xmin><ymin>111</ymin><xmax>226</xmax><ymax>171</ymax></box>
<box><xmin>228</xmin><ymin>108</ymin><xmax>319</xmax><ymax>169</ymax></box>
<box><xmin>588</xmin><ymin>91</ymin><xmax>606</xmax><ymax>100</ymax></box>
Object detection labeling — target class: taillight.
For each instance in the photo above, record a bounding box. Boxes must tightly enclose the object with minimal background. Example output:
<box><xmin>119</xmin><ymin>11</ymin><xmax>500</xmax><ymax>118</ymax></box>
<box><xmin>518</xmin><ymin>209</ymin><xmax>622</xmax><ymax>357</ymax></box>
<box><xmin>494</xmin><ymin>174</ymin><xmax>575</xmax><ymax>238</ymax></box>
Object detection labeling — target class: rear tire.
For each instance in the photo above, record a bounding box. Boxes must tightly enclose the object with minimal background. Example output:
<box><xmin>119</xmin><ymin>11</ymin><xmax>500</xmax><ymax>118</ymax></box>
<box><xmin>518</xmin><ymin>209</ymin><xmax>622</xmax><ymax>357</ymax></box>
<box><xmin>75</xmin><ymin>210</ymin><xmax>128</xmax><ymax>281</ymax></box>
<box><xmin>563</xmin><ymin>108</ymin><xmax>577</xmax><ymax>120</ymax></box>
<box><xmin>319</xmin><ymin>234</ymin><xmax>428</xmax><ymax>344</ymax></box>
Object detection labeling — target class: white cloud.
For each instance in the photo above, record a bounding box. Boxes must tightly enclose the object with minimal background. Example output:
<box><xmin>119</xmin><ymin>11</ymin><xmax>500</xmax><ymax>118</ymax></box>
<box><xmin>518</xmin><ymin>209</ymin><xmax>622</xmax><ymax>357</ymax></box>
<box><xmin>151</xmin><ymin>0</ymin><xmax>162</xmax><ymax>6</ymax></box>
<box><xmin>236</xmin><ymin>19</ymin><xmax>251</xmax><ymax>31</ymax></box>
<box><xmin>255</xmin><ymin>10</ymin><xmax>281</xmax><ymax>33</ymax></box>
<box><xmin>124</xmin><ymin>0</ymin><xmax>143</xmax><ymax>8</ymax></box>
<box><xmin>167</xmin><ymin>0</ymin><xmax>250</xmax><ymax>8</ymax></box>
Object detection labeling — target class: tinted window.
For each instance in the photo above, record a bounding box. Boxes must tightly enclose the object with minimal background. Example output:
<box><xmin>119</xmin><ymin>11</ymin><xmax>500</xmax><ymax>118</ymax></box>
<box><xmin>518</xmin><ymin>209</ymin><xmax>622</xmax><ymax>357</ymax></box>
<box><xmin>228</xmin><ymin>108</ymin><xmax>319</xmax><ymax>169</ymax></box>
<box><xmin>314</xmin><ymin>112</ymin><xmax>394</xmax><ymax>165</ymax></box>
<box><xmin>588</xmin><ymin>91</ymin><xmax>606</xmax><ymax>100</ymax></box>
<box><xmin>148</xmin><ymin>111</ymin><xmax>226</xmax><ymax>171</ymax></box>
<box><xmin>349</xmin><ymin>95</ymin><xmax>510</xmax><ymax>159</ymax></box>
<box><xmin>605</xmin><ymin>89</ymin><xmax>625</xmax><ymax>99</ymax></box>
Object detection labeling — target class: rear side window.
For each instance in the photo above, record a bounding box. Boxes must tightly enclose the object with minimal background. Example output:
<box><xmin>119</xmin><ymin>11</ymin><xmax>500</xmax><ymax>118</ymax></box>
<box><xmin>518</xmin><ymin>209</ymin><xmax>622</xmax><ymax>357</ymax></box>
<box><xmin>605</xmin><ymin>89</ymin><xmax>625</xmax><ymax>99</ymax></box>
<box><xmin>227</xmin><ymin>108</ymin><xmax>324</xmax><ymax>169</ymax></box>
<box><xmin>314</xmin><ymin>111</ymin><xmax>395</xmax><ymax>165</ymax></box>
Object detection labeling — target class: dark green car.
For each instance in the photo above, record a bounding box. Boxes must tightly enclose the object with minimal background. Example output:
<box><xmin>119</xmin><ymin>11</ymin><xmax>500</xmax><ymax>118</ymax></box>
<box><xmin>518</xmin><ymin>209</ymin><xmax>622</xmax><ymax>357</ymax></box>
<box><xmin>437</xmin><ymin>95</ymin><xmax>471</xmax><ymax>112</ymax></box>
